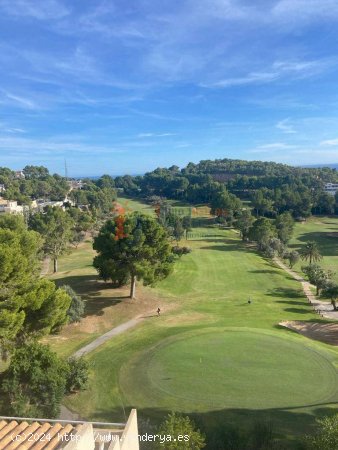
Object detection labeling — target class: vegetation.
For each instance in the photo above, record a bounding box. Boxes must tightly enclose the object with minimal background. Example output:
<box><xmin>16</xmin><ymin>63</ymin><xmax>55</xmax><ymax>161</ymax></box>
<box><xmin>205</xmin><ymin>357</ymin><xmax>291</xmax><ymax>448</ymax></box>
<box><xmin>110</xmin><ymin>158</ymin><xmax>338</xmax><ymax>218</ymax></box>
<box><xmin>29</xmin><ymin>206</ymin><xmax>75</xmax><ymax>272</ymax></box>
<box><xmin>157</xmin><ymin>412</ymin><xmax>206</xmax><ymax>449</ymax></box>
<box><xmin>61</xmin><ymin>201</ymin><xmax>338</xmax><ymax>448</ymax></box>
<box><xmin>93</xmin><ymin>213</ymin><xmax>175</xmax><ymax>298</ymax></box>
<box><xmin>300</xmin><ymin>241</ymin><xmax>323</xmax><ymax>265</ymax></box>
<box><xmin>61</xmin><ymin>285</ymin><xmax>85</xmax><ymax>323</ymax></box>
<box><xmin>1</xmin><ymin>342</ymin><xmax>68</xmax><ymax>418</ymax></box>
<box><xmin>304</xmin><ymin>413</ymin><xmax>338</xmax><ymax>449</ymax></box>
<box><xmin>0</xmin><ymin>215</ymin><xmax>71</xmax><ymax>351</ymax></box>
<box><xmin>65</xmin><ymin>357</ymin><xmax>89</xmax><ymax>393</ymax></box>
<box><xmin>0</xmin><ymin>165</ymin><xmax>69</xmax><ymax>204</ymax></box>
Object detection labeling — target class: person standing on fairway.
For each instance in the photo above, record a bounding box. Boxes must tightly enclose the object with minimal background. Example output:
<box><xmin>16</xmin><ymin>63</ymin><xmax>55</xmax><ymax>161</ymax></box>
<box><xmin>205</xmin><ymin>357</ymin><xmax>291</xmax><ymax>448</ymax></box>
<box><xmin>157</xmin><ymin>307</ymin><xmax>161</xmax><ymax>316</ymax></box>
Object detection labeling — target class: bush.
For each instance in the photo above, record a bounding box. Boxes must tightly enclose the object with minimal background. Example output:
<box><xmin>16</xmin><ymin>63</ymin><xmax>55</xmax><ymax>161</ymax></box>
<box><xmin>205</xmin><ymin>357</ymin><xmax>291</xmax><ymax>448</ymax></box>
<box><xmin>61</xmin><ymin>285</ymin><xmax>85</xmax><ymax>323</ymax></box>
<box><xmin>172</xmin><ymin>246</ymin><xmax>192</xmax><ymax>257</ymax></box>
<box><xmin>1</xmin><ymin>341</ymin><xmax>68</xmax><ymax>418</ymax></box>
<box><xmin>157</xmin><ymin>412</ymin><xmax>206</xmax><ymax>449</ymax></box>
<box><xmin>66</xmin><ymin>357</ymin><xmax>89</xmax><ymax>393</ymax></box>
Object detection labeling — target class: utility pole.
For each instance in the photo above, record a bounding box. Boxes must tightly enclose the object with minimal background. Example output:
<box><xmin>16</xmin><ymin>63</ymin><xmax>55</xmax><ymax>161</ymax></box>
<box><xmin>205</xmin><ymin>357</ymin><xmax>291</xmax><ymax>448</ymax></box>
<box><xmin>64</xmin><ymin>159</ymin><xmax>68</xmax><ymax>181</ymax></box>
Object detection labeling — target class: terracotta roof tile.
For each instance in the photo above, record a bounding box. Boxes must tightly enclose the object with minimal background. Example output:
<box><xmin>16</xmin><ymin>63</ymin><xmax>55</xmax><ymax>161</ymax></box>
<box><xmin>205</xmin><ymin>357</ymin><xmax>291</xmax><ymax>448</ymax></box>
<box><xmin>0</xmin><ymin>421</ymin><xmax>82</xmax><ymax>450</ymax></box>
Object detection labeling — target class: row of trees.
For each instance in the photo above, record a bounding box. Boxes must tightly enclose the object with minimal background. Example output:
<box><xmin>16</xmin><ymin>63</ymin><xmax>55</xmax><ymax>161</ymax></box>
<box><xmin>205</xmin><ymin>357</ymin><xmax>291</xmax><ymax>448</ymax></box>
<box><xmin>0</xmin><ymin>166</ymin><xmax>117</xmax><ymax>214</ymax></box>
<box><xmin>110</xmin><ymin>159</ymin><xmax>338</xmax><ymax>219</ymax></box>
<box><xmin>0</xmin><ymin>166</ymin><xmax>69</xmax><ymax>204</ymax></box>
<box><xmin>0</xmin><ymin>214</ymin><xmax>88</xmax><ymax>417</ymax></box>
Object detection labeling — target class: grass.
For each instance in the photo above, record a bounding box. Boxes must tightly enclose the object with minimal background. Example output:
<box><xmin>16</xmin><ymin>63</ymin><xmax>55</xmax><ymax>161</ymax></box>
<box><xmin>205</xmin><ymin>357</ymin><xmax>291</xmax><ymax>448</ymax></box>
<box><xmin>46</xmin><ymin>200</ymin><xmax>338</xmax><ymax>446</ymax></box>
<box><xmin>121</xmin><ymin>328</ymin><xmax>337</xmax><ymax>410</ymax></box>
<box><xmin>289</xmin><ymin>216</ymin><xmax>338</xmax><ymax>282</ymax></box>
<box><xmin>59</xmin><ymin>211</ymin><xmax>338</xmax><ymax>446</ymax></box>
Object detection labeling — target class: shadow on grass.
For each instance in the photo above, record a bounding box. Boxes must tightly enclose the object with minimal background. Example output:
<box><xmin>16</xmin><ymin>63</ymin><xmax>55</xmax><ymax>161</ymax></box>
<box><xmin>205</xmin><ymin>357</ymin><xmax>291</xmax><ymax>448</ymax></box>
<box><xmin>290</xmin><ymin>231</ymin><xmax>338</xmax><ymax>257</ymax></box>
<box><xmin>283</xmin><ymin>308</ymin><xmax>310</xmax><ymax>314</ymax></box>
<box><xmin>267</xmin><ymin>288</ymin><xmax>304</xmax><ymax>300</ymax></box>
<box><xmin>54</xmin><ymin>274</ymin><xmax>130</xmax><ymax>317</ymax></box>
<box><xmin>87</xmin><ymin>403</ymin><xmax>338</xmax><ymax>449</ymax></box>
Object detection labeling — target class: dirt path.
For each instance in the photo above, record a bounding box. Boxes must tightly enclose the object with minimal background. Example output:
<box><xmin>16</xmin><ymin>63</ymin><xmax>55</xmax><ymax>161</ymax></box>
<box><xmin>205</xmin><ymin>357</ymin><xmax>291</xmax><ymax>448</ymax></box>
<box><xmin>274</xmin><ymin>257</ymin><xmax>338</xmax><ymax>320</ymax></box>
<box><xmin>72</xmin><ymin>314</ymin><xmax>149</xmax><ymax>358</ymax></box>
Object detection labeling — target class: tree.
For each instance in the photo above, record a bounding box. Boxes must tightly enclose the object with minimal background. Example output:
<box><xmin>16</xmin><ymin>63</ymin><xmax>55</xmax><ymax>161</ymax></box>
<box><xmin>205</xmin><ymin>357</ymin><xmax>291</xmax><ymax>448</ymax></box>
<box><xmin>268</xmin><ymin>238</ymin><xmax>286</xmax><ymax>257</ymax></box>
<box><xmin>252</xmin><ymin>189</ymin><xmax>274</xmax><ymax>217</ymax></box>
<box><xmin>300</xmin><ymin>241</ymin><xmax>323</xmax><ymax>265</ymax></box>
<box><xmin>322</xmin><ymin>282</ymin><xmax>338</xmax><ymax>310</ymax></box>
<box><xmin>211</xmin><ymin>189</ymin><xmax>242</xmax><ymax>222</ymax></box>
<box><xmin>1</xmin><ymin>342</ymin><xmax>68</xmax><ymax>418</ymax></box>
<box><xmin>0</xmin><ymin>216</ymin><xmax>71</xmax><ymax>350</ymax></box>
<box><xmin>302</xmin><ymin>264</ymin><xmax>331</xmax><ymax>296</ymax></box>
<box><xmin>235</xmin><ymin>209</ymin><xmax>255</xmax><ymax>241</ymax></box>
<box><xmin>61</xmin><ymin>285</ymin><xmax>85</xmax><ymax>323</ymax></box>
<box><xmin>29</xmin><ymin>206</ymin><xmax>75</xmax><ymax>272</ymax></box>
<box><xmin>275</xmin><ymin>212</ymin><xmax>294</xmax><ymax>243</ymax></box>
<box><xmin>287</xmin><ymin>250</ymin><xmax>300</xmax><ymax>268</ymax></box>
<box><xmin>65</xmin><ymin>357</ymin><xmax>89</xmax><ymax>393</ymax></box>
<box><xmin>157</xmin><ymin>412</ymin><xmax>206</xmax><ymax>449</ymax></box>
<box><xmin>248</xmin><ymin>218</ymin><xmax>276</xmax><ymax>251</ymax></box>
<box><xmin>305</xmin><ymin>413</ymin><xmax>338</xmax><ymax>449</ymax></box>
<box><xmin>93</xmin><ymin>213</ymin><xmax>175</xmax><ymax>299</ymax></box>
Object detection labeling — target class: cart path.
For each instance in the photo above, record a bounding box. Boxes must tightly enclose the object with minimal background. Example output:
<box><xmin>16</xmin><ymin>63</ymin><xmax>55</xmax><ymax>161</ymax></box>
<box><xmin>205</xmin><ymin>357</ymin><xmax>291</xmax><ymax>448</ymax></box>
<box><xmin>72</xmin><ymin>314</ymin><xmax>150</xmax><ymax>358</ymax></box>
<box><xmin>274</xmin><ymin>257</ymin><xmax>338</xmax><ymax>320</ymax></box>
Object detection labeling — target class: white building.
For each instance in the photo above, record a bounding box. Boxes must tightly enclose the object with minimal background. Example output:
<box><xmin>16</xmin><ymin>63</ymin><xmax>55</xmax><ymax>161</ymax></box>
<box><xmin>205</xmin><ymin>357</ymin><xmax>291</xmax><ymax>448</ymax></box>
<box><xmin>0</xmin><ymin>199</ymin><xmax>24</xmax><ymax>214</ymax></box>
<box><xmin>0</xmin><ymin>184</ymin><xmax>5</xmax><ymax>193</ymax></box>
<box><xmin>15</xmin><ymin>170</ymin><xmax>25</xmax><ymax>179</ymax></box>
<box><xmin>324</xmin><ymin>183</ymin><xmax>338</xmax><ymax>196</ymax></box>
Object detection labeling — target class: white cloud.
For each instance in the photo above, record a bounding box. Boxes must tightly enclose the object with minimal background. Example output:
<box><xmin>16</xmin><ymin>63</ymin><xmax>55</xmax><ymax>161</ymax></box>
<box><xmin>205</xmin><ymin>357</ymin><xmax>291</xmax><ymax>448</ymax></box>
<box><xmin>276</xmin><ymin>119</ymin><xmax>296</xmax><ymax>134</ymax></box>
<box><xmin>0</xmin><ymin>136</ymin><xmax>126</xmax><ymax>155</ymax></box>
<box><xmin>202</xmin><ymin>58</ymin><xmax>334</xmax><ymax>88</ymax></box>
<box><xmin>137</xmin><ymin>132</ymin><xmax>176</xmax><ymax>138</ymax></box>
<box><xmin>0</xmin><ymin>0</ymin><xmax>69</xmax><ymax>20</ymax></box>
<box><xmin>320</xmin><ymin>138</ymin><xmax>338</xmax><ymax>146</ymax></box>
<box><xmin>272</xmin><ymin>0</ymin><xmax>338</xmax><ymax>22</ymax></box>
<box><xmin>251</xmin><ymin>142</ymin><xmax>297</xmax><ymax>153</ymax></box>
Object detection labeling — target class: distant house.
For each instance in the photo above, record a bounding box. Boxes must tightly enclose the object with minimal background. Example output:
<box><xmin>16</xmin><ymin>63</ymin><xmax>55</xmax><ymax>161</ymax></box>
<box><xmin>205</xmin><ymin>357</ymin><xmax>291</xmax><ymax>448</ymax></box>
<box><xmin>0</xmin><ymin>184</ymin><xmax>5</xmax><ymax>193</ymax></box>
<box><xmin>67</xmin><ymin>179</ymin><xmax>85</xmax><ymax>190</ymax></box>
<box><xmin>0</xmin><ymin>199</ymin><xmax>24</xmax><ymax>215</ymax></box>
<box><xmin>0</xmin><ymin>409</ymin><xmax>139</xmax><ymax>449</ymax></box>
<box><xmin>34</xmin><ymin>199</ymin><xmax>65</xmax><ymax>212</ymax></box>
<box><xmin>15</xmin><ymin>170</ymin><xmax>25</xmax><ymax>179</ymax></box>
<box><xmin>324</xmin><ymin>183</ymin><xmax>338</xmax><ymax>196</ymax></box>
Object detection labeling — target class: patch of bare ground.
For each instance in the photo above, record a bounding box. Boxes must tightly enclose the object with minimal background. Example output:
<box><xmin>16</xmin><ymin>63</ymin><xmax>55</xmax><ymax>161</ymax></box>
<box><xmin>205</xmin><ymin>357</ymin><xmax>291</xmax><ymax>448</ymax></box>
<box><xmin>280</xmin><ymin>320</ymin><xmax>338</xmax><ymax>346</ymax></box>
<box><xmin>52</xmin><ymin>281</ymin><xmax>177</xmax><ymax>338</ymax></box>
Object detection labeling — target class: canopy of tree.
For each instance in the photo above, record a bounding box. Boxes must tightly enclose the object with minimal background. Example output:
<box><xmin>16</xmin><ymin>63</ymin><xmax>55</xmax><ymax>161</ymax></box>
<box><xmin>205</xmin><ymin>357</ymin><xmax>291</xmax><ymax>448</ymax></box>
<box><xmin>0</xmin><ymin>215</ymin><xmax>71</xmax><ymax>351</ymax></box>
<box><xmin>93</xmin><ymin>213</ymin><xmax>175</xmax><ymax>298</ymax></box>
<box><xmin>109</xmin><ymin>158</ymin><xmax>338</xmax><ymax>218</ymax></box>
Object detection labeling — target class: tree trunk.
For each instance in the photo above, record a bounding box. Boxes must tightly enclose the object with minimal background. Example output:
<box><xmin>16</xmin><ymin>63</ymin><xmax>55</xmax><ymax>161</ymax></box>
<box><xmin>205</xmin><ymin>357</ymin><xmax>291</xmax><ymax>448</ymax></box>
<box><xmin>53</xmin><ymin>258</ymin><xmax>58</xmax><ymax>273</ymax></box>
<box><xmin>130</xmin><ymin>275</ymin><xmax>136</xmax><ymax>299</ymax></box>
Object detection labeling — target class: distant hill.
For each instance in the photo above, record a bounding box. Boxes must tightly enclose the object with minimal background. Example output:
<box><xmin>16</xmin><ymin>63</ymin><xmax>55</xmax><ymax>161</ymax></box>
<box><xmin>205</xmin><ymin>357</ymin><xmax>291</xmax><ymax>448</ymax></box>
<box><xmin>302</xmin><ymin>163</ymin><xmax>338</xmax><ymax>170</ymax></box>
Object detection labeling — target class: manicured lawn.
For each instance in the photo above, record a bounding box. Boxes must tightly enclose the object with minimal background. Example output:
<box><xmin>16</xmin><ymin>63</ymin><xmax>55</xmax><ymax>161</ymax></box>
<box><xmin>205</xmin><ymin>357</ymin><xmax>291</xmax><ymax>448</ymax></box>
<box><xmin>121</xmin><ymin>329</ymin><xmax>337</xmax><ymax>410</ymax></box>
<box><xmin>61</xmin><ymin>210</ymin><xmax>338</xmax><ymax>446</ymax></box>
<box><xmin>289</xmin><ymin>216</ymin><xmax>338</xmax><ymax>282</ymax></box>
<box><xmin>116</xmin><ymin>194</ymin><xmax>155</xmax><ymax>215</ymax></box>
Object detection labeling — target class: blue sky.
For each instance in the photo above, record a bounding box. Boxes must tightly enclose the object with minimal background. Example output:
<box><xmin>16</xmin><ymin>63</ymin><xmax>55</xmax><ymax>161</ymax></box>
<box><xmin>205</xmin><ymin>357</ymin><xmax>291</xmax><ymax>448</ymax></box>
<box><xmin>0</xmin><ymin>0</ymin><xmax>338</xmax><ymax>176</ymax></box>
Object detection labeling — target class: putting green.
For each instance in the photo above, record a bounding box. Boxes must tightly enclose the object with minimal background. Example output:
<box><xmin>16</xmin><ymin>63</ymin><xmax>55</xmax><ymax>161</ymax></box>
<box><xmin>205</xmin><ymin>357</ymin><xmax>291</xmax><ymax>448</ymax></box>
<box><xmin>120</xmin><ymin>329</ymin><xmax>338</xmax><ymax>410</ymax></box>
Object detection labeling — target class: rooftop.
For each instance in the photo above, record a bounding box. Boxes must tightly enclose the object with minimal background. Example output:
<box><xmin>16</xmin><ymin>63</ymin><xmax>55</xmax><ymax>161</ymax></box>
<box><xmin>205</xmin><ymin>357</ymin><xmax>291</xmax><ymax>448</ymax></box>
<box><xmin>0</xmin><ymin>411</ymin><xmax>139</xmax><ymax>450</ymax></box>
